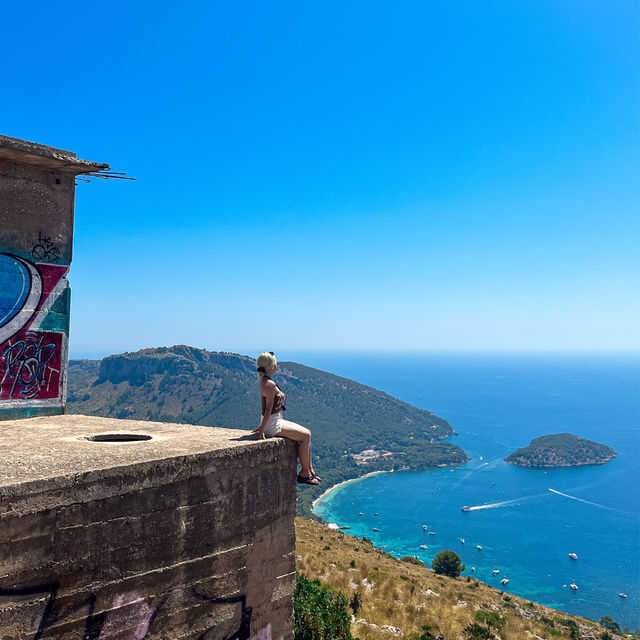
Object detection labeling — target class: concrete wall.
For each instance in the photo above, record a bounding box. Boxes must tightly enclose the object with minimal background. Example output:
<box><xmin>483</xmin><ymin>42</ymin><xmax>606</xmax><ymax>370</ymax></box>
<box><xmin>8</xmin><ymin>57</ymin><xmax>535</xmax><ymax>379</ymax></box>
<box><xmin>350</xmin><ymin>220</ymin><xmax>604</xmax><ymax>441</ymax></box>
<box><xmin>0</xmin><ymin>415</ymin><xmax>297</xmax><ymax>639</ymax></box>
<box><xmin>0</xmin><ymin>136</ymin><xmax>106</xmax><ymax>421</ymax></box>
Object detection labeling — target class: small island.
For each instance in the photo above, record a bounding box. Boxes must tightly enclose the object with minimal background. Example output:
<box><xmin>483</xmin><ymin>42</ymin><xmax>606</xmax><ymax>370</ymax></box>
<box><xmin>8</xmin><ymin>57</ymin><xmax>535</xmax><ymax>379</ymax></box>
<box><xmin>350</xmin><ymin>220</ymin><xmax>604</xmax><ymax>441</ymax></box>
<box><xmin>505</xmin><ymin>433</ymin><xmax>617</xmax><ymax>468</ymax></box>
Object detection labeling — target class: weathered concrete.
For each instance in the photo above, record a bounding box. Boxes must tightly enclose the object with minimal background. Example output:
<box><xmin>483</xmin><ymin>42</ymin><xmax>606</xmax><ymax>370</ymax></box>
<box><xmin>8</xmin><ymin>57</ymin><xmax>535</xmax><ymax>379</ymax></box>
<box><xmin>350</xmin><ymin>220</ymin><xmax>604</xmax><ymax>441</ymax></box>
<box><xmin>0</xmin><ymin>415</ymin><xmax>297</xmax><ymax>639</ymax></box>
<box><xmin>0</xmin><ymin>136</ymin><xmax>107</xmax><ymax>421</ymax></box>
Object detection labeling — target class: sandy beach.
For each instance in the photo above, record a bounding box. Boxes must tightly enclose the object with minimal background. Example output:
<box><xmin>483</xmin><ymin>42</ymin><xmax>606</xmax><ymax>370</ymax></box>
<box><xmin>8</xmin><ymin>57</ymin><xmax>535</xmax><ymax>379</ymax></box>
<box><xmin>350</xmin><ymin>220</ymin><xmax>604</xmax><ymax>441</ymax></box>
<box><xmin>311</xmin><ymin>469</ymin><xmax>393</xmax><ymax>513</ymax></box>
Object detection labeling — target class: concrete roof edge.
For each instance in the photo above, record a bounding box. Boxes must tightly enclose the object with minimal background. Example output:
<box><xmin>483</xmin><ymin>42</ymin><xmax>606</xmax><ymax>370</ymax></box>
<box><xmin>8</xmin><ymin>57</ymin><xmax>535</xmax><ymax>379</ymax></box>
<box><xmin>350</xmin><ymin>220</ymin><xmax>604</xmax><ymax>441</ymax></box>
<box><xmin>0</xmin><ymin>134</ymin><xmax>110</xmax><ymax>174</ymax></box>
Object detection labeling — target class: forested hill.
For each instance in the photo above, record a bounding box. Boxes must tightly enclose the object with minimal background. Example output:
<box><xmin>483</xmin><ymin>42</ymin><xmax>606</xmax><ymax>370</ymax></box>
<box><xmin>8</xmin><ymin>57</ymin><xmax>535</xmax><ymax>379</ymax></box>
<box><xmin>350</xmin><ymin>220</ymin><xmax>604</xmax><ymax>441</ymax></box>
<box><xmin>67</xmin><ymin>346</ymin><xmax>468</xmax><ymax>516</ymax></box>
<box><xmin>504</xmin><ymin>433</ymin><xmax>617</xmax><ymax>468</ymax></box>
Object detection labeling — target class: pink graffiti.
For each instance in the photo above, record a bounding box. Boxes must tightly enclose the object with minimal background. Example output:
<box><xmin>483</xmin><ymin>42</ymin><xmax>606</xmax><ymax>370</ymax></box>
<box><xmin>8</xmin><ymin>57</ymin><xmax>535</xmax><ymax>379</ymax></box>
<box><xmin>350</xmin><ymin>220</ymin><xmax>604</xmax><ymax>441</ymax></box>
<box><xmin>99</xmin><ymin>592</ymin><xmax>155</xmax><ymax>640</ymax></box>
<box><xmin>1</xmin><ymin>331</ymin><xmax>62</xmax><ymax>400</ymax></box>
<box><xmin>250</xmin><ymin>623</ymin><xmax>273</xmax><ymax>640</ymax></box>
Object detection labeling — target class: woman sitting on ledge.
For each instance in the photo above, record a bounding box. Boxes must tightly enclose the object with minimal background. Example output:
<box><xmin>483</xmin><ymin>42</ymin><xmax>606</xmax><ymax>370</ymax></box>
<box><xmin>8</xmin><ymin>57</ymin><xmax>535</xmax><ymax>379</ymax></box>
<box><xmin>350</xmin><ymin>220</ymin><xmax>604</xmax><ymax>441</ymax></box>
<box><xmin>253</xmin><ymin>351</ymin><xmax>321</xmax><ymax>486</ymax></box>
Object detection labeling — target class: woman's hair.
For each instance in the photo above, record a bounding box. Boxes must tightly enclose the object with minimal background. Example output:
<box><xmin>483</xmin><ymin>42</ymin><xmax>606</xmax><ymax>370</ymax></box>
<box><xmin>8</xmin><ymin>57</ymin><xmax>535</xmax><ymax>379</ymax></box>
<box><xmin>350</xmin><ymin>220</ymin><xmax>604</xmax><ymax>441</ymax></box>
<box><xmin>256</xmin><ymin>352</ymin><xmax>277</xmax><ymax>379</ymax></box>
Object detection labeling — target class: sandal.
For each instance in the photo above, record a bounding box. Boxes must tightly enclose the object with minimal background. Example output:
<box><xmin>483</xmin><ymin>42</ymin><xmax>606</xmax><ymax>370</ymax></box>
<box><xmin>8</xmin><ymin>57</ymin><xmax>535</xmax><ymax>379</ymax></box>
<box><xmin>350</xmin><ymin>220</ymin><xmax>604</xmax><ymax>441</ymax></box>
<box><xmin>311</xmin><ymin>472</ymin><xmax>322</xmax><ymax>482</ymax></box>
<box><xmin>297</xmin><ymin>474</ymin><xmax>319</xmax><ymax>485</ymax></box>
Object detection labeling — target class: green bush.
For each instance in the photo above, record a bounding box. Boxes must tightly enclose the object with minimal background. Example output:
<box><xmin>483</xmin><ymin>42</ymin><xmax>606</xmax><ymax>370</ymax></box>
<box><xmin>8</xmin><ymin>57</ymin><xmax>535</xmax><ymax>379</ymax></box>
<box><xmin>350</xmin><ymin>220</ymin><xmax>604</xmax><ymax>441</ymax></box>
<box><xmin>294</xmin><ymin>573</ymin><xmax>354</xmax><ymax>640</ymax></box>
<box><xmin>464</xmin><ymin>622</ymin><xmax>492</xmax><ymax>639</ymax></box>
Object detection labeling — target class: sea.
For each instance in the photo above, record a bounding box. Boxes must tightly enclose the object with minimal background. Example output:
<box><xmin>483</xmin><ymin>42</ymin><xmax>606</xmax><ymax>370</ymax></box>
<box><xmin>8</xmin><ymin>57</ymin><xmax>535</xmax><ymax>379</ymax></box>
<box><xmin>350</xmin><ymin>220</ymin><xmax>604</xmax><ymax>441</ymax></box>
<box><xmin>287</xmin><ymin>351</ymin><xmax>640</xmax><ymax>630</ymax></box>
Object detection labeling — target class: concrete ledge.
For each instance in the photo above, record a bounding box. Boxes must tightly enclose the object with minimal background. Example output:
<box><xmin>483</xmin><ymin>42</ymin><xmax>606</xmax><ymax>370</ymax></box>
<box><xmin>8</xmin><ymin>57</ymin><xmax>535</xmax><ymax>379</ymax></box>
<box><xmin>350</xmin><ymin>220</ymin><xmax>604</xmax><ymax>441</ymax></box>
<box><xmin>0</xmin><ymin>415</ymin><xmax>297</xmax><ymax>639</ymax></box>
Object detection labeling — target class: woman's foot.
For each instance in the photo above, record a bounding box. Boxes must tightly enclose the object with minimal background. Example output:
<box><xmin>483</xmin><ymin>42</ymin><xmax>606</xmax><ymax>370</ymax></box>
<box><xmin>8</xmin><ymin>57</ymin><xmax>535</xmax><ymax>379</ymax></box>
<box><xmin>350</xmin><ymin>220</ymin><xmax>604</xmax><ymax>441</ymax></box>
<box><xmin>310</xmin><ymin>472</ymin><xmax>322</xmax><ymax>482</ymax></box>
<box><xmin>297</xmin><ymin>473</ymin><xmax>319</xmax><ymax>485</ymax></box>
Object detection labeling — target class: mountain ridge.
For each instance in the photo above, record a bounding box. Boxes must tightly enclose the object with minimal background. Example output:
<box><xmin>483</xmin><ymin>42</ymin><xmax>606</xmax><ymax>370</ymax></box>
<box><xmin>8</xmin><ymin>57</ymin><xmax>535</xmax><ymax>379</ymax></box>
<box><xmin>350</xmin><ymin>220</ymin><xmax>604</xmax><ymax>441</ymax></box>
<box><xmin>67</xmin><ymin>345</ymin><xmax>469</xmax><ymax>516</ymax></box>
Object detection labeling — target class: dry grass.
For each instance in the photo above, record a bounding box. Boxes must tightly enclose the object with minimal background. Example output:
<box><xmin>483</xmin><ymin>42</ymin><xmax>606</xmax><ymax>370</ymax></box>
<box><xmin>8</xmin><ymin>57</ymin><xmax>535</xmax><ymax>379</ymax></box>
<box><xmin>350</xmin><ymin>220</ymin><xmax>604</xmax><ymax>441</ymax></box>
<box><xmin>295</xmin><ymin>518</ymin><xmax>626</xmax><ymax>640</ymax></box>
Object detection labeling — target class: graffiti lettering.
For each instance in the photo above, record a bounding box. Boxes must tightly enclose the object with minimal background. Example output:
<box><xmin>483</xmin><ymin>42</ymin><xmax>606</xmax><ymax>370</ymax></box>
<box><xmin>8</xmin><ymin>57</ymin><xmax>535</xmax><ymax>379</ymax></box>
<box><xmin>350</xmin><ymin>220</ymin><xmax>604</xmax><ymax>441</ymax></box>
<box><xmin>2</xmin><ymin>332</ymin><xmax>58</xmax><ymax>399</ymax></box>
<box><xmin>31</xmin><ymin>232</ymin><xmax>61</xmax><ymax>263</ymax></box>
<box><xmin>0</xmin><ymin>582</ymin><xmax>284</xmax><ymax>639</ymax></box>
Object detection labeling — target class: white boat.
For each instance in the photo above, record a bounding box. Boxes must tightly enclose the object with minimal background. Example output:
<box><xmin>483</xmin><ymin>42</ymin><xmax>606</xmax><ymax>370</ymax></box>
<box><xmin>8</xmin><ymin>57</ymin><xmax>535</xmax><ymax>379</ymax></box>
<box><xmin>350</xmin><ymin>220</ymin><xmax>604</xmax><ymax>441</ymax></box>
<box><xmin>461</xmin><ymin>506</ymin><xmax>471</xmax><ymax>512</ymax></box>
<box><xmin>501</xmin><ymin>578</ymin><xmax>509</xmax><ymax>585</ymax></box>
<box><xmin>460</xmin><ymin>538</ymin><xmax>465</xmax><ymax>544</ymax></box>
<box><xmin>568</xmin><ymin>553</ymin><xmax>578</xmax><ymax>560</ymax></box>
<box><xmin>372</xmin><ymin>528</ymin><xmax>379</xmax><ymax>532</ymax></box>
<box><xmin>570</xmin><ymin>583</ymin><xmax>578</xmax><ymax>591</ymax></box>
<box><xmin>359</xmin><ymin>512</ymin><xmax>364</xmax><ymax>516</ymax></box>
<box><xmin>619</xmin><ymin>593</ymin><xmax>627</xmax><ymax>598</ymax></box>
<box><xmin>471</xmin><ymin>566</ymin><xmax>476</xmax><ymax>572</ymax></box>
<box><xmin>373</xmin><ymin>512</ymin><xmax>379</xmax><ymax>516</ymax></box>
<box><xmin>428</xmin><ymin>531</ymin><xmax>436</xmax><ymax>535</ymax></box>
<box><xmin>423</xmin><ymin>524</ymin><xmax>427</xmax><ymax>530</ymax></box>
<box><xmin>492</xmin><ymin>570</ymin><xmax>500</xmax><ymax>575</ymax></box>
<box><xmin>420</xmin><ymin>544</ymin><xmax>428</xmax><ymax>549</ymax></box>
<box><xmin>477</xmin><ymin>545</ymin><xmax>483</xmax><ymax>550</ymax></box>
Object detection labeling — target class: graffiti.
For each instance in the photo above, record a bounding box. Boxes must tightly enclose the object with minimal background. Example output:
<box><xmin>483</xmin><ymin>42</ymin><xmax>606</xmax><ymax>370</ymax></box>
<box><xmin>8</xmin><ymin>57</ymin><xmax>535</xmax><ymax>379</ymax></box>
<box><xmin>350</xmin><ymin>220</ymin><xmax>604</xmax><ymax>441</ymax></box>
<box><xmin>0</xmin><ymin>252</ymin><xmax>69</xmax><ymax>408</ymax></box>
<box><xmin>0</xmin><ymin>582</ymin><xmax>284</xmax><ymax>639</ymax></box>
<box><xmin>31</xmin><ymin>232</ymin><xmax>61</xmax><ymax>263</ymax></box>
<box><xmin>1</xmin><ymin>331</ymin><xmax>60</xmax><ymax>399</ymax></box>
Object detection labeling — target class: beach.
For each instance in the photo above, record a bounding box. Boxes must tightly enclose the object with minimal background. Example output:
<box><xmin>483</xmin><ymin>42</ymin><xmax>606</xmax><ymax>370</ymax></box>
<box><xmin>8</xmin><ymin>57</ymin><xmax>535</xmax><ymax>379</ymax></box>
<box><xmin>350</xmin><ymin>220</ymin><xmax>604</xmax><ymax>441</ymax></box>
<box><xmin>311</xmin><ymin>470</ymin><xmax>393</xmax><ymax>512</ymax></box>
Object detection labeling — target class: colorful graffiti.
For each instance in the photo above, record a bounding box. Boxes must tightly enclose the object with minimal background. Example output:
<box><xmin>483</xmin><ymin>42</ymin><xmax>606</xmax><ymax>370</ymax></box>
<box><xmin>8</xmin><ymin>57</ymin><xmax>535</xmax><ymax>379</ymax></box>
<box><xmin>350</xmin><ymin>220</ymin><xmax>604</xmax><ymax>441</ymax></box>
<box><xmin>0</xmin><ymin>248</ymin><xmax>69</xmax><ymax>412</ymax></box>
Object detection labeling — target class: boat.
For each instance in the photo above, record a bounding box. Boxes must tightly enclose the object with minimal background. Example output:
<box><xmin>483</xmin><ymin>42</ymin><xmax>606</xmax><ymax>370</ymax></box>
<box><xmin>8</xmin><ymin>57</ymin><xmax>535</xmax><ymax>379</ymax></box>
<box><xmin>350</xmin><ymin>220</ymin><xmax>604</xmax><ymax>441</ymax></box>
<box><xmin>619</xmin><ymin>593</ymin><xmax>627</xmax><ymax>598</ymax></box>
<box><xmin>372</xmin><ymin>528</ymin><xmax>379</xmax><ymax>532</ymax></box>
<box><xmin>428</xmin><ymin>531</ymin><xmax>436</xmax><ymax>535</ymax></box>
<box><xmin>477</xmin><ymin>545</ymin><xmax>483</xmax><ymax>550</ymax></box>
<box><xmin>501</xmin><ymin>578</ymin><xmax>509</xmax><ymax>585</ymax></box>
<box><xmin>373</xmin><ymin>512</ymin><xmax>379</xmax><ymax>516</ymax></box>
<box><xmin>420</xmin><ymin>544</ymin><xmax>428</xmax><ymax>549</ymax></box>
<box><xmin>461</xmin><ymin>506</ymin><xmax>471</xmax><ymax>512</ymax></box>
<box><xmin>359</xmin><ymin>512</ymin><xmax>364</xmax><ymax>516</ymax></box>
<box><xmin>491</xmin><ymin>482</ymin><xmax>495</xmax><ymax>486</ymax></box>
<box><xmin>422</xmin><ymin>524</ymin><xmax>427</xmax><ymax>530</ymax></box>
<box><xmin>568</xmin><ymin>553</ymin><xmax>578</xmax><ymax>560</ymax></box>
<box><xmin>570</xmin><ymin>583</ymin><xmax>578</xmax><ymax>591</ymax></box>
<box><xmin>471</xmin><ymin>566</ymin><xmax>476</xmax><ymax>572</ymax></box>
<box><xmin>460</xmin><ymin>538</ymin><xmax>465</xmax><ymax>544</ymax></box>
<box><xmin>340</xmin><ymin>526</ymin><xmax>351</xmax><ymax>530</ymax></box>
<box><xmin>492</xmin><ymin>570</ymin><xmax>500</xmax><ymax>575</ymax></box>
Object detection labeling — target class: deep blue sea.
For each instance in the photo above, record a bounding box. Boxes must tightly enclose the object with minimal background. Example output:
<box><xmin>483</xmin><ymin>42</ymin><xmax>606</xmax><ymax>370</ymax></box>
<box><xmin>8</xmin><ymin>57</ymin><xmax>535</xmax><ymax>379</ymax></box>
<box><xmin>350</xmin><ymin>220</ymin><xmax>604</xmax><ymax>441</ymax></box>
<box><xmin>288</xmin><ymin>352</ymin><xmax>640</xmax><ymax>629</ymax></box>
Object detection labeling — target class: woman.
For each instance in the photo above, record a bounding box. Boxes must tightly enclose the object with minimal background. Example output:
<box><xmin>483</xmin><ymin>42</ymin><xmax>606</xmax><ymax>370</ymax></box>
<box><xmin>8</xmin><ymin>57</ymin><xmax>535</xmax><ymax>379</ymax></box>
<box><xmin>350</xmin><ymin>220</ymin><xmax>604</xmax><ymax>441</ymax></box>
<box><xmin>252</xmin><ymin>351</ymin><xmax>321</xmax><ymax>485</ymax></box>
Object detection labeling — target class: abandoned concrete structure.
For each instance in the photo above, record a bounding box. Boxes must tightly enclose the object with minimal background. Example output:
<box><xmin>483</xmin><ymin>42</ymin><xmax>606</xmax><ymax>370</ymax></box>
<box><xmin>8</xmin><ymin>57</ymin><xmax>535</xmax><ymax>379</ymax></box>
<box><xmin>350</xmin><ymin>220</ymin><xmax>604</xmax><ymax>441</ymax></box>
<box><xmin>0</xmin><ymin>135</ymin><xmax>108</xmax><ymax>421</ymax></box>
<box><xmin>0</xmin><ymin>137</ymin><xmax>297</xmax><ymax>639</ymax></box>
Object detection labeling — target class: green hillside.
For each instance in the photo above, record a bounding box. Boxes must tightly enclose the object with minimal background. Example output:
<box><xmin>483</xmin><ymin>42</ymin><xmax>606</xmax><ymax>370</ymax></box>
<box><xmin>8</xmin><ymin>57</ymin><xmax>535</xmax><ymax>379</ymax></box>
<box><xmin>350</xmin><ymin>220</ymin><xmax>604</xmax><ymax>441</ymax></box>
<box><xmin>67</xmin><ymin>346</ymin><xmax>469</xmax><ymax>516</ymax></box>
<box><xmin>505</xmin><ymin>433</ymin><xmax>617</xmax><ymax>468</ymax></box>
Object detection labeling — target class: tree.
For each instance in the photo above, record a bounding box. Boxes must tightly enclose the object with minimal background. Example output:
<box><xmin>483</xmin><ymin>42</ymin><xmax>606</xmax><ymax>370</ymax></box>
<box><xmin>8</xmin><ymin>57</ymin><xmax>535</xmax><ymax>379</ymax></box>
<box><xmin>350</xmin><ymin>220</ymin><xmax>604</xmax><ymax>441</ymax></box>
<box><xmin>600</xmin><ymin>616</ymin><xmax>621</xmax><ymax>633</ymax></box>
<box><xmin>294</xmin><ymin>573</ymin><xmax>354</xmax><ymax>640</ymax></box>
<box><xmin>431</xmin><ymin>550</ymin><xmax>465</xmax><ymax>577</ymax></box>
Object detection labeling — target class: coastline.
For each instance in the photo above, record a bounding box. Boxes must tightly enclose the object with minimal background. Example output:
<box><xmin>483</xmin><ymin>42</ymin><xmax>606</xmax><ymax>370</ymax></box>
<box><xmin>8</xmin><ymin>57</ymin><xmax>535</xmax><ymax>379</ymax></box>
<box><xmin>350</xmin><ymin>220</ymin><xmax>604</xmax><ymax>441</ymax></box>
<box><xmin>311</xmin><ymin>469</ymin><xmax>393</xmax><ymax>514</ymax></box>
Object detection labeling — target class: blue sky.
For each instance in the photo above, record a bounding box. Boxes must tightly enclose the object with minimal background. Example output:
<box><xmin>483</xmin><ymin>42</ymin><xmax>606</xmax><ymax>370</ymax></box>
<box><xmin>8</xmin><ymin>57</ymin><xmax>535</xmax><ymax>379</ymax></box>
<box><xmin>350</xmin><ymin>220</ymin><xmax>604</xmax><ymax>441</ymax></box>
<box><xmin>3</xmin><ymin>1</ymin><xmax>639</xmax><ymax>356</ymax></box>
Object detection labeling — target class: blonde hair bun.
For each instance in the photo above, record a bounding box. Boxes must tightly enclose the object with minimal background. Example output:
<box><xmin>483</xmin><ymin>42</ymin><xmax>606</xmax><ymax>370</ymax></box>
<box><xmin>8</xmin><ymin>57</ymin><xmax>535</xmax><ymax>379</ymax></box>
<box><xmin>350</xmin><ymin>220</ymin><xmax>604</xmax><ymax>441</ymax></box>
<box><xmin>256</xmin><ymin>352</ymin><xmax>277</xmax><ymax>378</ymax></box>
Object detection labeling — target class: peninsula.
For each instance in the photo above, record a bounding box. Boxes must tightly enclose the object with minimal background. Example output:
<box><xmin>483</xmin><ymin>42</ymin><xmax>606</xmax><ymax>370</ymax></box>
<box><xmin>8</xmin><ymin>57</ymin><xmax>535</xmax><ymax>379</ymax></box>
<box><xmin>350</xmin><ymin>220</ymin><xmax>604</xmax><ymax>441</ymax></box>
<box><xmin>505</xmin><ymin>433</ymin><xmax>617</xmax><ymax>468</ymax></box>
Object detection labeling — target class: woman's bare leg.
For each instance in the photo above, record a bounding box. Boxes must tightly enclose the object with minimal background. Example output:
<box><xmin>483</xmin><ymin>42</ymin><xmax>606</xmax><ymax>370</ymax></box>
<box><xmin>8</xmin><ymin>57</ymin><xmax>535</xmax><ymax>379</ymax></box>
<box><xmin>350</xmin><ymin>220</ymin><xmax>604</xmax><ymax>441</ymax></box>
<box><xmin>278</xmin><ymin>420</ymin><xmax>315</xmax><ymax>477</ymax></box>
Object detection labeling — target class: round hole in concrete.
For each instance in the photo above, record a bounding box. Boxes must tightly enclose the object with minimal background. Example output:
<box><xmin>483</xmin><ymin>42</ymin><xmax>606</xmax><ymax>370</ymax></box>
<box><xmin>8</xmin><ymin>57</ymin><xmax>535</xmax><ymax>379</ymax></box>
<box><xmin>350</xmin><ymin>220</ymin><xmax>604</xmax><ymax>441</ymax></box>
<box><xmin>84</xmin><ymin>433</ymin><xmax>152</xmax><ymax>443</ymax></box>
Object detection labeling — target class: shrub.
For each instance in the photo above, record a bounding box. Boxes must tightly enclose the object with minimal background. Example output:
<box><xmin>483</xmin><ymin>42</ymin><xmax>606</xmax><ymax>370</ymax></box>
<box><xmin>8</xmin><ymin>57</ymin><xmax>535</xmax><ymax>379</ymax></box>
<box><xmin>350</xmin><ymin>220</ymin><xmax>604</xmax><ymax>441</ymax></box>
<box><xmin>600</xmin><ymin>616</ymin><xmax>621</xmax><ymax>633</ymax></box>
<box><xmin>474</xmin><ymin>610</ymin><xmax>506</xmax><ymax>631</ymax></box>
<box><xmin>464</xmin><ymin>622</ymin><xmax>492</xmax><ymax>639</ymax></box>
<box><xmin>294</xmin><ymin>573</ymin><xmax>354</xmax><ymax>640</ymax></box>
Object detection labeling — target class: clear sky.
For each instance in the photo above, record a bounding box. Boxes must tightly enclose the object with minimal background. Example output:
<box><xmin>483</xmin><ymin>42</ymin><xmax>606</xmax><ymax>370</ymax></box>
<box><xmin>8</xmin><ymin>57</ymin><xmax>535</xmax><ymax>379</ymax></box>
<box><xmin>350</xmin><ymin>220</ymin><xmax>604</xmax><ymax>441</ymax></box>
<box><xmin>3</xmin><ymin>1</ymin><xmax>639</xmax><ymax>356</ymax></box>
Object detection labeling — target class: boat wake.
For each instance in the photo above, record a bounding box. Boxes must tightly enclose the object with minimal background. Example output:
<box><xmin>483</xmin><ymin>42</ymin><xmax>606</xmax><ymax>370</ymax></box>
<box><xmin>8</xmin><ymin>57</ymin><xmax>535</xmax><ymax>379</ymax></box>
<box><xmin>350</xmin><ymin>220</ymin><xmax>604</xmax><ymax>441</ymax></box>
<box><xmin>548</xmin><ymin>488</ymin><xmax>628</xmax><ymax>514</ymax></box>
<box><xmin>464</xmin><ymin>493</ymin><xmax>547</xmax><ymax>511</ymax></box>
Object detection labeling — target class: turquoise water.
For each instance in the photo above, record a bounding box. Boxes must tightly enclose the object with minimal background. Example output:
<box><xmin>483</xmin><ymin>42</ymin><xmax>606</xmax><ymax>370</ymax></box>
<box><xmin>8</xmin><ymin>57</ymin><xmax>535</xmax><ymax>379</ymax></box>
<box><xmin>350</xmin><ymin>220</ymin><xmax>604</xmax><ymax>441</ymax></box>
<box><xmin>301</xmin><ymin>352</ymin><xmax>640</xmax><ymax>629</ymax></box>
